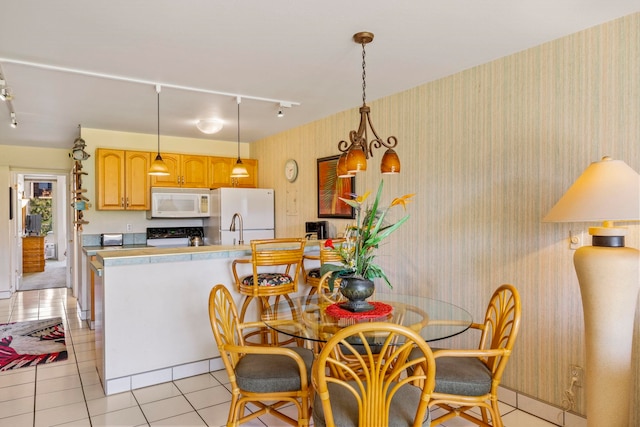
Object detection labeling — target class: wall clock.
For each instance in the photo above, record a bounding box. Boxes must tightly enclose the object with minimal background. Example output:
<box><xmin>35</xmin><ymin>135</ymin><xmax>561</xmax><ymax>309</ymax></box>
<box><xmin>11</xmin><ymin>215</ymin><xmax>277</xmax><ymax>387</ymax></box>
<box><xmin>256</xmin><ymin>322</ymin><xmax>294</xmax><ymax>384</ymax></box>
<box><xmin>284</xmin><ymin>159</ymin><xmax>298</xmax><ymax>182</ymax></box>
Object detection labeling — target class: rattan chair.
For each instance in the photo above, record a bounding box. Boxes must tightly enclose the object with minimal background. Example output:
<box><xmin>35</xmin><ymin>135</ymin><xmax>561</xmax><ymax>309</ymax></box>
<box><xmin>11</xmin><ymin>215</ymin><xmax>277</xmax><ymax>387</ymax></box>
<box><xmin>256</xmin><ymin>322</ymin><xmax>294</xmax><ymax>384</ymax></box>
<box><xmin>208</xmin><ymin>284</ymin><xmax>313</xmax><ymax>427</ymax></box>
<box><xmin>425</xmin><ymin>284</ymin><xmax>521</xmax><ymax>427</ymax></box>
<box><xmin>232</xmin><ymin>238</ymin><xmax>306</xmax><ymax>345</ymax></box>
<box><xmin>302</xmin><ymin>238</ymin><xmax>345</xmax><ymax>296</ymax></box>
<box><xmin>312</xmin><ymin>322</ymin><xmax>436</xmax><ymax>427</ymax></box>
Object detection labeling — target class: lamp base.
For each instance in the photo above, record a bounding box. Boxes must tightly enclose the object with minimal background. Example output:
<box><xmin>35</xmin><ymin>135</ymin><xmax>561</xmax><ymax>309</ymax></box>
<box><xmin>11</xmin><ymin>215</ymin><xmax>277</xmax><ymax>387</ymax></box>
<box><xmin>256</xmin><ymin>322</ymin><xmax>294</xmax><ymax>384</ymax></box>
<box><xmin>574</xmin><ymin>244</ymin><xmax>640</xmax><ymax>426</ymax></box>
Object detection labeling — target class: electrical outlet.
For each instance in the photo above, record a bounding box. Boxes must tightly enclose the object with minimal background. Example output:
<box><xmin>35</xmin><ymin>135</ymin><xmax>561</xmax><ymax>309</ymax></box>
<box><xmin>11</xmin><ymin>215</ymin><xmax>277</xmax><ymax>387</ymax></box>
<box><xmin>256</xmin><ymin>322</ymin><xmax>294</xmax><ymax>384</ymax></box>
<box><xmin>126</xmin><ymin>224</ymin><xmax>133</xmax><ymax>232</ymax></box>
<box><xmin>569</xmin><ymin>230</ymin><xmax>583</xmax><ymax>250</ymax></box>
<box><xmin>570</xmin><ymin>364</ymin><xmax>583</xmax><ymax>387</ymax></box>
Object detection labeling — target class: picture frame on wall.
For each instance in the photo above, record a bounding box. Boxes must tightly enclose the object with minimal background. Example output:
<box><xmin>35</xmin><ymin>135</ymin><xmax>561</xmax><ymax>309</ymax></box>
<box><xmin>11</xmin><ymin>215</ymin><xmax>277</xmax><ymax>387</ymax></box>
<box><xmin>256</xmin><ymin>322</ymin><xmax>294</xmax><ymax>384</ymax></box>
<box><xmin>317</xmin><ymin>155</ymin><xmax>355</xmax><ymax>219</ymax></box>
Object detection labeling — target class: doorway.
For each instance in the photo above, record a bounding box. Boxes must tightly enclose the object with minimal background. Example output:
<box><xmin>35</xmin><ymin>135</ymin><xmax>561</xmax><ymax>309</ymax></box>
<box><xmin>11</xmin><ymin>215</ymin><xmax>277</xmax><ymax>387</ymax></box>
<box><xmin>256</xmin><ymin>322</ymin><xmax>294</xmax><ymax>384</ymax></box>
<box><xmin>13</xmin><ymin>172</ymin><xmax>70</xmax><ymax>292</ymax></box>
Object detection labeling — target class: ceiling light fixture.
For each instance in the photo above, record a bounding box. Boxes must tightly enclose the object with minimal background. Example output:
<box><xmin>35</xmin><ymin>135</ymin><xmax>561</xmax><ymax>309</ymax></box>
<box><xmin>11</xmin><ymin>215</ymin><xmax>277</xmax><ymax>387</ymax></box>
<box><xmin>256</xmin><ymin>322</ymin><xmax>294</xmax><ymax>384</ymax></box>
<box><xmin>0</xmin><ymin>87</ymin><xmax>11</xmax><ymax>101</ymax></box>
<box><xmin>277</xmin><ymin>109</ymin><xmax>284</xmax><ymax>118</ymax></box>
<box><xmin>277</xmin><ymin>102</ymin><xmax>291</xmax><ymax>118</ymax></box>
<box><xmin>231</xmin><ymin>96</ymin><xmax>249</xmax><ymax>178</ymax></box>
<box><xmin>337</xmin><ymin>32</ymin><xmax>400</xmax><ymax>176</ymax></box>
<box><xmin>10</xmin><ymin>112</ymin><xmax>17</xmax><ymax>128</ymax></box>
<box><xmin>148</xmin><ymin>85</ymin><xmax>170</xmax><ymax>176</ymax></box>
<box><xmin>196</xmin><ymin>118</ymin><xmax>224</xmax><ymax>134</ymax></box>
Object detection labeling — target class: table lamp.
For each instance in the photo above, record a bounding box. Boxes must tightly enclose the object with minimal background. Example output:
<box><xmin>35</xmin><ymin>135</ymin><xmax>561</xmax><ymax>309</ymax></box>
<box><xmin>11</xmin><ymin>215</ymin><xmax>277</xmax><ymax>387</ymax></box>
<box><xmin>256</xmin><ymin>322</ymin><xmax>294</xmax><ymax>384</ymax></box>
<box><xmin>543</xmin><ymin>156</ymin><xmax>640</xmax><ymax>426</ymax></box>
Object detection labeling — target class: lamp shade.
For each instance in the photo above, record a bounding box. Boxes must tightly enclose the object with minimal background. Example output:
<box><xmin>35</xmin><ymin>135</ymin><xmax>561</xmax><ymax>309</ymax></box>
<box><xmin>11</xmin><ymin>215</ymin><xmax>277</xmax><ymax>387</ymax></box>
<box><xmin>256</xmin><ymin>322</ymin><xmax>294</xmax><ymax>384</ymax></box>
<box><xmin>543</xmin><ymin>157</ymin><xmax>640</xmax><ymax>223</ymax></box>
<box><xmin>346</xmin><ymin>146</ymin><xmax>367</xmax><ymax>173</ymax></box>
<box><xmin>381</xmin><ymin>148</ymin><xmax>400</xmax><ymax>174</ymax></box>
<box><xmin>231</xmin><ymin>159</ymin><xmax>249</xmax><ymax>178</ymax></box>
<box><xmin>149</xmin><ymin>154</ymin><xmax>170</xmax><ymax>176</ymax></box>
<box><xmin>337</xmin><ymin>153</ymin><xmax>355</xmax><ymax>178</ymax></box>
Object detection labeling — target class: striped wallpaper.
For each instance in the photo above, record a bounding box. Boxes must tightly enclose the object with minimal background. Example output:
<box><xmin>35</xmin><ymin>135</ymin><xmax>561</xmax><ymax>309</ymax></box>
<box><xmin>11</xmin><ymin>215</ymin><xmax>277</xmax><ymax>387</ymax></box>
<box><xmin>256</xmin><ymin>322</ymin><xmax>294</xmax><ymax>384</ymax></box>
<box><xmin>253</xmin><ymin>13</ymin><xmax>640</xmax><ymax>421</ymax></box>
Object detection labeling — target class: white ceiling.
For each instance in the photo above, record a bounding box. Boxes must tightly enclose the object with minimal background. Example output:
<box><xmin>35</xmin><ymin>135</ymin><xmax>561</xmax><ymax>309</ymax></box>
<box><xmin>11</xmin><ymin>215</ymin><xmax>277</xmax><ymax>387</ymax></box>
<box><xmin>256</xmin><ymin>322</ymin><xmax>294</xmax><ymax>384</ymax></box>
<box><xmin>0</xmin><ymin>1</ymin><xmax>637</xmax><ymax>150</ymax></box>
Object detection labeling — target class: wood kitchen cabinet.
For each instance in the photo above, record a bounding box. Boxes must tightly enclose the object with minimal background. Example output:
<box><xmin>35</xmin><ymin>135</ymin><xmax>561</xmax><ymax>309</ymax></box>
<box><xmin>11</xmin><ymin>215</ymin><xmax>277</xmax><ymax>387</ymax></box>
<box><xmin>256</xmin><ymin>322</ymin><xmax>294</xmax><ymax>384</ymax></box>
<box><xmin>23</xmin><ymin>236</ymin><xmax>45</xmax><ymax>273</ymax></box>
<box><xmin>209</xmin><ymin>157</ymin><xmax>258</xmax><ymax>188</ymax></box>
<box><xmin>96</xmin><ymin>149</ymin><xmax>151</xmax><ymax>210</ymax></box>
<box><xmin>151</xmin><ymin>153</ymin><xmax>209</xmax><ymax>188</ymax></box>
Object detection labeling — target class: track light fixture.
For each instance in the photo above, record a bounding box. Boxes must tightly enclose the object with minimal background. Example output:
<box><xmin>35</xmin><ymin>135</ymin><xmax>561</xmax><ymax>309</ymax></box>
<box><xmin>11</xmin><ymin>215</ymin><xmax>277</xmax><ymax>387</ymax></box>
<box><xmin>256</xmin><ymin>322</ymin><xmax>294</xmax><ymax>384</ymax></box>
<box><xmin>10</xmin><ymin>112</ymin><xmax>17</xmax><ymax>128</ymax></box>
<box><xmin>148</xmin><ymin>85</ymin><xmax>170</xmax><ymax>176</ymax></box>
<box><xmin>0</xmin><ymin>87</ymin><xmax>11</xmax><ymax>101</ymax></box>
<box><xmin>277</xmin><ymin>101</ymin><xmax>291</xmax><ymax>118</ymax></box>
<box><xmin>337</xmin><ymin>32</ymin><xmax>401</xmax><ymax>176</ymax></box>
<box><xmin>231</xmin><ymin>97</ymin><xmax>250</xmax><ymax>178</ymax></box>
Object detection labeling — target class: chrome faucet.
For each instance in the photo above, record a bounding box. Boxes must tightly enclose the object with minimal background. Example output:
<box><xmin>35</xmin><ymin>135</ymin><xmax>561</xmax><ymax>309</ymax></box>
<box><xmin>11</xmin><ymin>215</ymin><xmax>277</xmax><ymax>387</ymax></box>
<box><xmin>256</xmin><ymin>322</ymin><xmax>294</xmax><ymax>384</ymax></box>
<box><xmin>229</xmin><ymin>213</ymin><xmax>244</xmax><ymax>245</ymax></box>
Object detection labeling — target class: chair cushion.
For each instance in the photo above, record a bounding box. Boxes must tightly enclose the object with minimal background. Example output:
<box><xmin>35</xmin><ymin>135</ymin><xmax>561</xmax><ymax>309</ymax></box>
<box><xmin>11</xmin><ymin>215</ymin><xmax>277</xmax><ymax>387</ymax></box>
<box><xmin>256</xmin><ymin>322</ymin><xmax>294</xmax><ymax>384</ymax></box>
<box><xmin>307</xmin><ymin>268</ymin><xmax>321</xmax><ymax>278</ymax></box>
<box><xmin>241</xmin><ymin>273</ymin><xmax>293</xmax><ymax>287</ymax></box>
<box><xmin>313</xmin><ymin>380</ymin><xmax>431</xmax><ymax>427</ymax></box>
<box><xmin>434</xmin><ymin>354</ymin><xmax>493</xmax><ymax>396</ymax></box>
<box><xmin>235</xmin><ymin>346</ymin><xmax>314</xmax><ymax>393</ymax></box>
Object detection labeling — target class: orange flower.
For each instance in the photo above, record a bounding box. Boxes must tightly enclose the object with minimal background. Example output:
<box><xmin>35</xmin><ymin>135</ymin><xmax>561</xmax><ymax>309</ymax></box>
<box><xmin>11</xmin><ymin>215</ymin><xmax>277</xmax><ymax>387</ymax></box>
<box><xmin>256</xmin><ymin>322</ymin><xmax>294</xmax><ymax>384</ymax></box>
<box><xmin>390</xmin><ymin>193</ymin><xmax>415</xmax><ymax>210</ymax></box>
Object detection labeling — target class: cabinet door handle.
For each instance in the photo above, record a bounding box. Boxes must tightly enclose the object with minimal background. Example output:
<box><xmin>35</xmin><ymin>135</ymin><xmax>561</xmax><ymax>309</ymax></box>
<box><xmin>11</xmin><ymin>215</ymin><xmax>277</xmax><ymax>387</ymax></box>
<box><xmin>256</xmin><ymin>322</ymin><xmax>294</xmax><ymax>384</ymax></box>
<box><xmin>126</xmin><ymin>197</ymin><xmax>129</xmax><ymax>208</ymax></box>
<box><xmin>121</xmin><ymin>197</ymin><xmax>125</xmax><ymax>207</ymax></box>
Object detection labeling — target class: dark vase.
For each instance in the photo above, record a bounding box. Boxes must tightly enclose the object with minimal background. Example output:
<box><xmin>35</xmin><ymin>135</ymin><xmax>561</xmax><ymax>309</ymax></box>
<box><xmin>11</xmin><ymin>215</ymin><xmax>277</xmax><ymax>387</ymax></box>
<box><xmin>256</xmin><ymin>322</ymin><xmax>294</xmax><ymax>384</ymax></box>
<box><xmin>339</xmin><ymin>276</ymin><xmax>375</xmax><ymax>312</ymax></box>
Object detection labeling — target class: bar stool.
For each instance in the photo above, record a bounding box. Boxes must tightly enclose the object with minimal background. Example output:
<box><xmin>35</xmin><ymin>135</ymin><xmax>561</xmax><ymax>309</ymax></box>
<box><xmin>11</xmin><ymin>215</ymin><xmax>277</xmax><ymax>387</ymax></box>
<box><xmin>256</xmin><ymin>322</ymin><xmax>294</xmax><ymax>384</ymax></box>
<box><xmin>302</xmin><ymin>238</ymin><xmax>345</xmax><ymax>297</ymax></box>
<box><xmin>232</xmin><ymin>238</ymin><xmax>306</xmax><ymax>345</ymax></box>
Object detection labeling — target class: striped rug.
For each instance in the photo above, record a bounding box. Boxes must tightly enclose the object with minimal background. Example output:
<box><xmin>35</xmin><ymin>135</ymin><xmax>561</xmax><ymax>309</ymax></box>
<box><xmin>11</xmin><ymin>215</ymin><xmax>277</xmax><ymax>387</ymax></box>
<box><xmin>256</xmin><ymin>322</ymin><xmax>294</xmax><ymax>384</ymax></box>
<box><xmin>0</xmin><ymin>317</ymin><xmax>68</xmax><ymax>371</ymax></box>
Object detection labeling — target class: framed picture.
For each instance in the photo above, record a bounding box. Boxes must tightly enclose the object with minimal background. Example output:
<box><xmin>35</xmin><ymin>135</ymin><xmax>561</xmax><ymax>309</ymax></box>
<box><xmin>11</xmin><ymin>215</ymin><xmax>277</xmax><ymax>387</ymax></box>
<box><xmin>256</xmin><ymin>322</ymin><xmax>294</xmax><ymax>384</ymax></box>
<box><xmin>317</xmin><ymin>155</ymin><xmax>355</xmax><ymax>219</ymax></box>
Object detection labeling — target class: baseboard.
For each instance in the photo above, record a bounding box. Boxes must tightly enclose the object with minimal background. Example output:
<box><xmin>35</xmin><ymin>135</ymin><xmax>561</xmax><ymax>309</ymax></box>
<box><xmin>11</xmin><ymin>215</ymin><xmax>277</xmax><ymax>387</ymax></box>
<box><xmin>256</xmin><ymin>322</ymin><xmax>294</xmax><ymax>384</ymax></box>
<box><xmin>499</xmin><ymin>386</ymin><xmax>586</xmax><ymax>427</ymax></box>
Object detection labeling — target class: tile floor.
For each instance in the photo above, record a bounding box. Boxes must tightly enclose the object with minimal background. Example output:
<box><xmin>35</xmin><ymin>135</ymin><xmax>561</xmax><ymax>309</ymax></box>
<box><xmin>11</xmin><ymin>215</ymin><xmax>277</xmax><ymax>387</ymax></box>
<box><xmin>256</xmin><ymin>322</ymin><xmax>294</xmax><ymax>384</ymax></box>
<box><xmin>0</xmin><ymin>288</ymin><xmax>559</xmax><ymax>427</ymax></box>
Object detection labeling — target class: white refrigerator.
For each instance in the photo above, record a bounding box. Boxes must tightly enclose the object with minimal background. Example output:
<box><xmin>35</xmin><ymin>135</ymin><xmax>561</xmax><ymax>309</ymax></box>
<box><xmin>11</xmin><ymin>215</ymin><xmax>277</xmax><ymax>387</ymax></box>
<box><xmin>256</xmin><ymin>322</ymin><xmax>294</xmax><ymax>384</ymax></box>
<box><xmin>204</xmin><ymin>188</ymin><xmax>275</xmax><ymax>245</ymax></box>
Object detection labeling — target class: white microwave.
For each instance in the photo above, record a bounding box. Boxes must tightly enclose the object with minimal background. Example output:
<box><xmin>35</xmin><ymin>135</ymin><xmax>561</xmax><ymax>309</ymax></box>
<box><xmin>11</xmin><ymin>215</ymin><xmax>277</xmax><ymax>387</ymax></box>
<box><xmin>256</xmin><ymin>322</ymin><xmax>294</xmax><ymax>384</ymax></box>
<box><xmin>147</xmin><ymin>188</ymin><xmax>211</xmax><ymax>218</ymax></box>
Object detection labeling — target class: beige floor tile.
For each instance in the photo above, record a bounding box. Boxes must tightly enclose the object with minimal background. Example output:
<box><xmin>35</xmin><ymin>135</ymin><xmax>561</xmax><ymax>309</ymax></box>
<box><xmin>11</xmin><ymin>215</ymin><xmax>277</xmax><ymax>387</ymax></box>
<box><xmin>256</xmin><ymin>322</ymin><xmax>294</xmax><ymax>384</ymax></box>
<box><xmin>149</xmin><ymin>411</ymin><xmax>206</xmax><ymax>426</ymax></box>
<box><xmin>0</xmin><ymin>369</ymin><xmax>36</xmax><ymax>387</ymax></box>
<box><xmin>90</xmin><ymin>405</ymin><xmax>148</xmax><ymax>427</ymax></box>
<box><xmin>0</xmin><ymin>395</ymin><xmax>34</xmax><ymax>419</ymax></box>
<box><xmin>53</xmin><ymin>417</ymin><xmax>92</xmax><ymax>426</ymax></box>
<box><xmin>173</xmin><ymin>373</ymin><xmax>222</xmax><ymax>394</ymax></box>
<box><xmin>35</xmin><ymin>374</ymin><xmax>82</xmax><ymax>395</ymax></box>
<box><xmin>36</xmin><ymin>362</ymin><xmax>80</xmax><ymax>380</ymax></box>
<box><xmin>133</xmin><ymin>383</ymin><xmax>182</xmax><ymax>405</ymax></box>
<box><xmin>87</xmin><ymin>391</ymin><xmax>138</xmax><ymax>417</ymax></box>
<box><xmin>35</xmin><ymin>386</ymin><xmax>85</xmax><ymax>411</ymax></box>
<box><xmin>0</xmin><ymin>411</ymin><xmax>34</xmax><ymax>427</ymax></box>
<box><xmin>140</xmin><ymin>395</ymin><xmax>194</xmax><ymax>422</ymax></box>
<box><xmin>0</xmin><ymin>382</ymin><xmax>34</xmax><ymax>402</ymax></box>
<box><xmin>184</xmin><ymin>384</ymin><xmax>231</xmax><ymax>410</ymax></box>
<box><xmin>34</xmin><ymin>401</ymin><xmax>89</xmax><ymax>427</ymax></box>
<box><xmin>82</xmin><ymin>383</ymin><xmax>107</xmax><ymax>401</ymax></box>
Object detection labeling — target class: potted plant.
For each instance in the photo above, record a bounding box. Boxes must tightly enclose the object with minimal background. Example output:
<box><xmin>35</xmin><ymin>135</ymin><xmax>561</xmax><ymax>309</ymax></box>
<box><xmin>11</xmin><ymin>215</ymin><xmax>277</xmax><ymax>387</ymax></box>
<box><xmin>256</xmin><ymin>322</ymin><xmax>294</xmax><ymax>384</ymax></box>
<box><xmin>320</xmin><ymin>180</ymin><xmax>414</xmax><ymax>312</ymax></box>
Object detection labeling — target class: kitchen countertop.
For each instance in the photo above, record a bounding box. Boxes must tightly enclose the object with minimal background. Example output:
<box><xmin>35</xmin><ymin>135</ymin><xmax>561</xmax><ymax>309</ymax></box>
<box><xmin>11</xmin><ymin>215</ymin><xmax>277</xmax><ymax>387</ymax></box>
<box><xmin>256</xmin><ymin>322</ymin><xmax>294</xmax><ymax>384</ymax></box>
<box><xmin>89</xmin><ymin>240</ymin><xmax>322</xmax><ymax>269</ymax></box>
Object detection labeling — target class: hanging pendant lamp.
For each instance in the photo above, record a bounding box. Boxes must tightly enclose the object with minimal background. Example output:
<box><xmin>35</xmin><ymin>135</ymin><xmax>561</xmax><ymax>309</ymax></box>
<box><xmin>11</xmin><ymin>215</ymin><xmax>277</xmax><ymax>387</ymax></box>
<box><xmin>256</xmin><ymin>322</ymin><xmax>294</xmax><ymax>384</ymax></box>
<box><xmin>148</xmin><ymin>85</ymin><xmax>170</xmax><ymax>176</ymax></box>
<box><xmin>231</xmin><ymin>96</ymin><xmax>249</xmax><ymax>178</ymax></box>
<box><xmin>337</xmin><ymin>32</ymin><xmax>400</xmax><ymax>176</ymax></box>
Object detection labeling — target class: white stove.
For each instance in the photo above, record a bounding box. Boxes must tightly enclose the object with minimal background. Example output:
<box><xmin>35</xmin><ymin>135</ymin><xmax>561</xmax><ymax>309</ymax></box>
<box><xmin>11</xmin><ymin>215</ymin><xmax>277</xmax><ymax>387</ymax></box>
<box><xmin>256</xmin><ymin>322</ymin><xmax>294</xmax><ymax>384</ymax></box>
<box><xmin>146</xmin><ymin>227</ymin><xmax>204</xmax><ymax>248</ymax></box>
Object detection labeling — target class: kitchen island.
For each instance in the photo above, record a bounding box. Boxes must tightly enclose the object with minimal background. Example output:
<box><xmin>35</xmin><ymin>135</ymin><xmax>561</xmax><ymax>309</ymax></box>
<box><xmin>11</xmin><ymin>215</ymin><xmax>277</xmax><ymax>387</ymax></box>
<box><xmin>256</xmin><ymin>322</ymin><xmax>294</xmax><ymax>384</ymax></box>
<box><xmin>91</xmin><ymin>242</ymin><xmax>319</xmax><ymax>395</ymax></box>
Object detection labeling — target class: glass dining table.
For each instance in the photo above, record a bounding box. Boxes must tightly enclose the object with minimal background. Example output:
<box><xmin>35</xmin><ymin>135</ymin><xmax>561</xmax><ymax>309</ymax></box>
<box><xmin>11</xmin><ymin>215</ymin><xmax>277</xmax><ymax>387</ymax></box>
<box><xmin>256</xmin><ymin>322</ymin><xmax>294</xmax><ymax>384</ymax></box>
<box><xmin>262</xmin><ymin>293</ymin><xmax>473</xmax><ymax>344</ymax></box>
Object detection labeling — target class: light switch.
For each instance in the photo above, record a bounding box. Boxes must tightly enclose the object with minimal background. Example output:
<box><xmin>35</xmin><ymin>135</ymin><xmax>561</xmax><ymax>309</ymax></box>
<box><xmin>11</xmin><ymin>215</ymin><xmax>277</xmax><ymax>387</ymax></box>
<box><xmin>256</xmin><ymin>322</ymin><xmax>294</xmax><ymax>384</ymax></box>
<box><xmin>569</xmin><ymin>230</ymin><xmax>583</xmax><ymax>250</ymax></box>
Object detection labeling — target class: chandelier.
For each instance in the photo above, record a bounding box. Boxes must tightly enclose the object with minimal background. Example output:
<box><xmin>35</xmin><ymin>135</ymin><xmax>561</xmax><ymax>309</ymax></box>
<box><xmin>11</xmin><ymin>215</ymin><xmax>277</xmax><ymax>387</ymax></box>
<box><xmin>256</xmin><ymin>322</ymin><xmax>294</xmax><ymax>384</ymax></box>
<box><xmin>337</xmin><ymin>32</ymin><xmax>400</xmax><ymax>177</ymax></box>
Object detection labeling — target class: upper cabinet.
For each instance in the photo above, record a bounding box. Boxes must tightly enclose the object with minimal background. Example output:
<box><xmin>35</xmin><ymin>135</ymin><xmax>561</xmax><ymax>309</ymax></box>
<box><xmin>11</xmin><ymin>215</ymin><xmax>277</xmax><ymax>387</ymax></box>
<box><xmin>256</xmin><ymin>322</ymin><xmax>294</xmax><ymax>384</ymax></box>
<box><xmin>96</xmin><ymin>149</ymin><xmax>151</xmax><ymax>210</ymax></box>
<box><xmin>150</xmin><ymin>153</ymin><xmax>209</xmax><ymax>188</ymax></box>
<box><xmin>209</xmin><ymin>157</ymin><xmax>258</xmax><ymax>188</ymax></box>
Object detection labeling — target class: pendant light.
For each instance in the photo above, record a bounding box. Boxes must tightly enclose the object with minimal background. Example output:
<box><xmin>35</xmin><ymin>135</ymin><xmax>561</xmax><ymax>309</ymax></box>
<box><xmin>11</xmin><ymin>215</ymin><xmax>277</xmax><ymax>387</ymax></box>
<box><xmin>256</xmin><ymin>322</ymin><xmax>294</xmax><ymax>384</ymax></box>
<box><xmin>231</xmin><ymin>96</ymin><xmax>249</xmax><ymax>178</ymax></box>
<box><xmin>337</xmin><ymin>32</ymin><xmax>401</xmax><ymax>176</ymax></box>
<box><xmin>148</xmin><ymin>84</ymin><xmax>170</xmax><ymax>176</ymax></box>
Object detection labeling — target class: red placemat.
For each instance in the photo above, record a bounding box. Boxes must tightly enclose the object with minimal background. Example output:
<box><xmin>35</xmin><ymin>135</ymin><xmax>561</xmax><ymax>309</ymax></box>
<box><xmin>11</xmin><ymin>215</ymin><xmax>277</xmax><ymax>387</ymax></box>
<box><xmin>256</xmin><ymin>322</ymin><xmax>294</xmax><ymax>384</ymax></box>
<box><xmin>325</xmin><ymin>301</ymin><xmax>393</xmax><ymax>319</ymax></box>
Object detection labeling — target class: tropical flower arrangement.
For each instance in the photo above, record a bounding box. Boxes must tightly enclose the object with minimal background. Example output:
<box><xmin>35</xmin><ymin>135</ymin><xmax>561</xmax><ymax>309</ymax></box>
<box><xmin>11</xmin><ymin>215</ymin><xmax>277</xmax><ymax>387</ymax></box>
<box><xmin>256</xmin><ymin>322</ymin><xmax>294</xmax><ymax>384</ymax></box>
<box><xmin>320</xmin><ymin>180</ymin><xmax>415</xmax><ymax>291</ymax></box>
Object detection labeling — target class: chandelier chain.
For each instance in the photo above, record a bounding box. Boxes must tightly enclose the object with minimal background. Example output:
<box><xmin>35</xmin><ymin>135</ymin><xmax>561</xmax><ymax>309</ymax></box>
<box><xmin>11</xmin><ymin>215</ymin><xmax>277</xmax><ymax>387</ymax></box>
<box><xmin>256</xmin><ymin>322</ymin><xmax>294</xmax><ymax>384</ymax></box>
<box><xmin>361</xmin><ymin>42</ymin><xmax>367</xmax><ymax>105</ymax></box>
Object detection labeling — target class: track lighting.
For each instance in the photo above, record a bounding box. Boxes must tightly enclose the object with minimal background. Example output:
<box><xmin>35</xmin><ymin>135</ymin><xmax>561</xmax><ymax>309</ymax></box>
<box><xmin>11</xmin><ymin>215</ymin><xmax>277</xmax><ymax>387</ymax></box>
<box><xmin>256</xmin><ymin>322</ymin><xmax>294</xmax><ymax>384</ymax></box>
<box><xmin>0</xmin><ymin>88</ymin><xmax>11</xmax><ymax>101</ymax></box>
<box><xmin>277</xmin><ymin>102</ymin><xmax>291</xmax><ymax>118</ymax></box>
<box><xmin>10</xmin><ymin>112</ymin><xmax>17</xmax><ymax>128</ymax></box>
<box><xmin>148</xmin><ymin>85</ymin><xmax>170</xmax><ymax>176</ymax></box>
